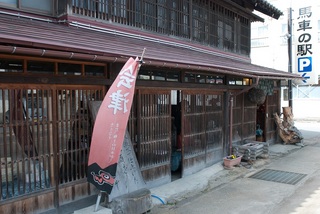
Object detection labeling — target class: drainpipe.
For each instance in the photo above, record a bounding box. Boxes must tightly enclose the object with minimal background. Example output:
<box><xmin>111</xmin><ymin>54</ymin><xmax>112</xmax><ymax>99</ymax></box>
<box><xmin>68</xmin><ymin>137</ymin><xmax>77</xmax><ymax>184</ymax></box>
<box><xmin>229</xmin><ymin>96</ymin><xmax>234</xmax><ymax>156</ymax></box>
<box><xmin>287</xmin><ymin>8</ymin><xmax>293</xmax><ymax>109</ymax></box>
<box><xmin>229</xmin><ymin>77</ymin><xmax>260</xmax><ymax>155</ymax></box>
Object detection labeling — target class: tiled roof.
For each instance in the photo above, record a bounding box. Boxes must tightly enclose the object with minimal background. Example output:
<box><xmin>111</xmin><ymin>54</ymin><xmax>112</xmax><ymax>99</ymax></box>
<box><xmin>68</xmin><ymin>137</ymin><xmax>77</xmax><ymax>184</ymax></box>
<box><xmin>0</xmin><ymin>13</ymin><xmax>298</xmax><ymax>80</ymax></box>
<box><xmin>251</xmin><ymin>0</ymin><xmax>283</xmax><ymax>19</ymax></box>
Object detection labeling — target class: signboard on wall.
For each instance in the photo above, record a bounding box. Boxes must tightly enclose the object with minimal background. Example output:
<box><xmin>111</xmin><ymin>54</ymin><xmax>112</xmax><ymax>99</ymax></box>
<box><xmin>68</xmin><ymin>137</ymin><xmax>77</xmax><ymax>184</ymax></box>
<box><xmin>294</xmin><ymin>2</ymin><xmax>319</xmax><ymax>84</ymax></box>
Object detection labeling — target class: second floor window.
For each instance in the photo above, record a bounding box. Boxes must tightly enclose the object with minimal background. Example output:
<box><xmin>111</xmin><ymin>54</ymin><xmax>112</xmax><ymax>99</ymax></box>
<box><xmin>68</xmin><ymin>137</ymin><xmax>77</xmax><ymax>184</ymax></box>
<box><xmin>69</xmin><ymin>1</ymin><xmax>251</xmax><ymax>56</ymax></box>
<box><xmin>0</xmin><ymin>0</ymin><xmax>251</xmax><ymax>56</ymax></box>
<box><xmin>0</xmin><ymin>0</ymin><xmax>52</xmax><ymax>14</ymax></box>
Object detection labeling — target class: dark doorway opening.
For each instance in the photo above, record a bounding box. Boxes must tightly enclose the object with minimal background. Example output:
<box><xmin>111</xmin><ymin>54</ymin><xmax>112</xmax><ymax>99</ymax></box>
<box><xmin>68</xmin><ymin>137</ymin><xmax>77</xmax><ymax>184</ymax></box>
<box><xmin>171</xmin><ymin>90</ymin><xmax>182</xmax><ymax>181</ymax></box>
<box><xmin>256</xmin><ymin>103</ymin><xmax>266</xmax><ymax>142</ymax></box>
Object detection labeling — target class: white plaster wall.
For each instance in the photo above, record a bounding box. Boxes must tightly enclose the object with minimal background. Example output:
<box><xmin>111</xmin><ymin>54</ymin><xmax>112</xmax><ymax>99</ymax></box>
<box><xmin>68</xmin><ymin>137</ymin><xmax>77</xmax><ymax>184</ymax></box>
<box><xmin>292</xmin><ymin>99</ymin><xmax>320</xmax><ymax>120</ymax></box>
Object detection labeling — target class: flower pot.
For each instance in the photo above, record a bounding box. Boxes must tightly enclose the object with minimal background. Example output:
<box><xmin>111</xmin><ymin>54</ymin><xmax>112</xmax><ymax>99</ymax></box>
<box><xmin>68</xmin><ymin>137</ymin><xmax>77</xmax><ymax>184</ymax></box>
<box><xmin>223</xmin><ymin>155</ymin><xmax>242</xmax><ymax>168</ymax></box>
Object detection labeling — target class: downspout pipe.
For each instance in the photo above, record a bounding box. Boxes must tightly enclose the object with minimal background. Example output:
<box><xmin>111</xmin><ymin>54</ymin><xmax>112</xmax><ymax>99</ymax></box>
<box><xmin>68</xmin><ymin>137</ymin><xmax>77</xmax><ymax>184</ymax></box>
<box><xmin>229</xmin><ymin>77</ymin><xmax>260</xmax><ymax>156</ymax></box>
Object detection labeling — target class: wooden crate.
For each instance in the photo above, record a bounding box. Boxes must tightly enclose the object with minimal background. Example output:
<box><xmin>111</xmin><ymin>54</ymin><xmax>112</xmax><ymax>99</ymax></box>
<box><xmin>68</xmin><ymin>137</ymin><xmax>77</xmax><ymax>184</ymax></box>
<box><xmin>233</xmin><ymin>141</ymin><xmax>269</xmax><ymax>161</ymax></box>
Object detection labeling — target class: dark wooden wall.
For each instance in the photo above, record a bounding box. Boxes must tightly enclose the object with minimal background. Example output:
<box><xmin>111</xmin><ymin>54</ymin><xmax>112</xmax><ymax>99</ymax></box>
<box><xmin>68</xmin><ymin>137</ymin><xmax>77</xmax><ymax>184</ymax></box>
<box><xmin>135</xmin><ymin>89</ymin><xmax>172</xmax><ymax>187</ymax></box>
<box><xmin>265</xmin><ymin>90</ymin><xmax>280</xmax><ymax>143</ymax></box>
<box><xmin>0</xmin><ymin>85</ymin><xmax>104</xmax><ymax>213</ymax></box>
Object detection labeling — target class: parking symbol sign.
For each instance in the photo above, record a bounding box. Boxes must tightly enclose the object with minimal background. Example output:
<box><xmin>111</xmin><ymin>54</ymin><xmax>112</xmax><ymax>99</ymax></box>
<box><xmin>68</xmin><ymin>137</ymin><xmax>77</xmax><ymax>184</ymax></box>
<box><xmin>298</xmin><ymin>57</ymin><xmax>312</xmax><ymax>72</ymax></box>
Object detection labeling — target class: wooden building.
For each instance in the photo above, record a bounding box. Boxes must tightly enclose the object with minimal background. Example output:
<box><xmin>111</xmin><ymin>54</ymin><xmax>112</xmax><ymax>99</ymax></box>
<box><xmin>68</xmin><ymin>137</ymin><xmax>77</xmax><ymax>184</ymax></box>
<box><xmin>0</xmin><ymin>0</ymin><xmax>299</xmax><ymax>213</ymax></box>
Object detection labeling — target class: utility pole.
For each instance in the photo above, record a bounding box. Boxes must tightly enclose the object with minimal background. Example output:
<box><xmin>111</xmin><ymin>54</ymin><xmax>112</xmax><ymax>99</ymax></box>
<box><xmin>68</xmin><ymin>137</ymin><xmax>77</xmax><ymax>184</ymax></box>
<box><xmin>288</xmin><ymin>8</ymin><xmax>293</xmax><ymax>109</ymax></box>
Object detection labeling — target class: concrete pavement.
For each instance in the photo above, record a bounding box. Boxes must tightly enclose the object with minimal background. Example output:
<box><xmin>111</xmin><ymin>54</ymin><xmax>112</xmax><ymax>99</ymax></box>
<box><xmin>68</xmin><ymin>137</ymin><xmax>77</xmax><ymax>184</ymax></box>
<box><xmin>151</xmin><ymin>121</ymin><xmax>320</xmax><ymax>214</ymax></box>
<box><xmin>73</xmin><ymin>120</ymin><xmax>320</xmax><ymax>214</ymax></box>
<box><xmin>166</xmin><ymin>144</ymin><xmax>320</xmax><ymax>214</ymax></box>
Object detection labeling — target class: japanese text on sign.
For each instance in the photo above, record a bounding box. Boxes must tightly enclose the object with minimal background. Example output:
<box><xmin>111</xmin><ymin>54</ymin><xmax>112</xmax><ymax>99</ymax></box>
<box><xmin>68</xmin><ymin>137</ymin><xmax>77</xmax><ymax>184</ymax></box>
<box><xmin>295</xmin><ymin>4</ymin><xmax>318</xmax><ymax>84</ymax></box>
<box><xmin>108</xmin><ymin>64</ymin><xmax>136</xmax><ymax>114</ymax></box>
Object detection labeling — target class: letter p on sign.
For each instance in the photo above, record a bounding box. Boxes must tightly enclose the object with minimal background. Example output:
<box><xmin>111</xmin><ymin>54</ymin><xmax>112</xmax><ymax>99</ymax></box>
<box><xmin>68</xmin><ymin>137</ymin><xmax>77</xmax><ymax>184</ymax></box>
<box><xmin>298</xmin><ymin>57</ymin><xmax>312</xmax><ymax>72</ymax></box>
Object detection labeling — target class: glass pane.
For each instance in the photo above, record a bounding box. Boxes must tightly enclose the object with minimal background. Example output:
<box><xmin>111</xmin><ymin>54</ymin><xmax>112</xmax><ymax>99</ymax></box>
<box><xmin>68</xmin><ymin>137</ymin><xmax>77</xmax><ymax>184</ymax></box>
<box><xmin>58</xmin><ymin>63</ymin><xmax>82</xmax><ymax>75</ymax></box>
<box><xmin>243</xmin><ymin>78</ymin><xmax>251</xmax><ymax>85</ymax></box>
<box><xmin>236</xmin><ymin>80</ymin><xmax>243</xmax><ymax>85</ymax></box>
<box><xmin>85</xmin><ymin>65</ymin><xmax>105</xmax><ymax>76</ymax></box>
<box><xmin>27</xmin><ymin>61</ymin><xmax>54</xmax><ymax>74</ymax></box>
<box><xmin>206</xmin><ymin>75</ymin><xmax>215</xmax><ymax>84</ymax></box>
<box><xmin>0</xmin><ymin>0</ymin><xmax>16</xmax><ymax>5</ymax></box>
<box><xmin>21</xmin><ymin>0</ymin><xmax>52</xmax><ymax>12</ymax></box>
<box><xmin>0</xmin><ymin>59</ymin><xmax>23</xmax><ymax>73</ymax></box>
<box><xmin>184</xmin><ymin>73</ymin><xmax>195</xmax><ymax>82</ymax></box>
<box><xmin>138</xmin><ymin>70</ymin><xmax>151</xmax><ymax>80</ymax></box>
<box><xmin>152</xmin><ymin>71</ymin><xmax>165</xmax><ymax>81</ymax></box>
<box><xmin>215</xmin><ymin>76</ymin><xmax>224</xmax><ymax>84</ymax></box>
<box><xmin>167</xmin><ymin>72</ymin><xmax>179</xmax><ymax>82</ymax></box>
<box><xmin>196</xmin><ymin>74</ymin><xmax>206</xmax><ymax>83</ymax></box>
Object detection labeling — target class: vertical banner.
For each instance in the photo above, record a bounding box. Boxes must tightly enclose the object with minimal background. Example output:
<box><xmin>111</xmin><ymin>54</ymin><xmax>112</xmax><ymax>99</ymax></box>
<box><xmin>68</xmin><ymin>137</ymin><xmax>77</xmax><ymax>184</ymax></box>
<box><xmin>87</xmin><ymin>57</ymin><xmax>140</xmax><ymax>194</ymax></box>
<box><xmin>294</xmin><ymin>1</ymin><xmax>319</xmax><ymax>84</ymax></box>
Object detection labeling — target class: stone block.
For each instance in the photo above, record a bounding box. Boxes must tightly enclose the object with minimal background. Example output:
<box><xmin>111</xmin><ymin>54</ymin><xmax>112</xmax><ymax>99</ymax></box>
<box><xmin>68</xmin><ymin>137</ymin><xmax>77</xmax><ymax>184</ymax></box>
<box><xmin>111</xmin><ymin>188</ymin><xmax>153</xmax><ymax>214</ymax></box>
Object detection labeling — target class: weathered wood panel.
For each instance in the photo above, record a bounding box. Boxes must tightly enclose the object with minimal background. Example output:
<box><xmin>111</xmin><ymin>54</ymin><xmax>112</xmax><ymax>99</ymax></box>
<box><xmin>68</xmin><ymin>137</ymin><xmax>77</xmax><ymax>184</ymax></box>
<box><xmin>58</xmin><ymin>182</ymin><xmax>98</xmax><ymax>205</ymax></box>
<box><xmin>0</xmin><ymin>85</ymin><xmax>104</xmax><ymax>212</ymax></box>
<box><xmin>141</xmin><ymin>164</ymin><xmax>171</xmax><ymax>188</ymax></box>
<box><xmin>231</xmin><ymin>92</ymin><xmax>257</xmax><ymax>146</ymax></box>
<box><xmin>58</xmin><ymin>87</ymin><xmax>103</xmax><ymax>184</ymax></box>
<box><xmin>183</xmin><ymin>154</ymin><xmax>206</xmax><ymax>176</ymax></box>
<box><xmin>0</xmin><ymin>87</ymin><xmax>54</xmax><ymax>208</ymax></box>
<box><xmin>0</xmin><ymin>191</ymin><xmax>55</xmax><ymax>214</ymax></box>
<box><xmin>243</xmin><ymin>92</ymin><xmax>258</xmax><ymax>141</ymax></box>
<box><xmin>181</xmin><ymin>91</ymin><xmax>206</xmax><ymax>177</ymax></box>
<box><xmin>205</xmin><ymin>93</ymin><xmax>224</xmax><ymax>165</ymax></box>
<box><xmin>265</xmin><ymin>90</ymin><xmax>280</xmax><ymax>143</ymax></box>
<box><xmin>231</xmin><ymin>94</ymin><xmax>244</xmax><ymax>145</ymax></box>
<box><xmin>136</xmin><ymin>89</ymin><xmax>171</xmax><ymax>188</ymax></box>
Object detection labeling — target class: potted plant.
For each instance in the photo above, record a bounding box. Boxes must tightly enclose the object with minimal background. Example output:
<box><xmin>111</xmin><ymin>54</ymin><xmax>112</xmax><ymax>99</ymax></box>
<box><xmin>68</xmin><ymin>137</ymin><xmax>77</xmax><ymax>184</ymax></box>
<box><xmin>223</xmin><ymin>154</ymin><xmax>242</xmax><ymax>169</ymax></box>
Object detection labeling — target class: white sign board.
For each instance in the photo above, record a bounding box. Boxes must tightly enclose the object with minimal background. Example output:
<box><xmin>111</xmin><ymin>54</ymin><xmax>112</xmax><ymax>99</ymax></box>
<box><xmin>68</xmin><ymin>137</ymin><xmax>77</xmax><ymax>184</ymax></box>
<box><xmin>294</xmin><ymin>1</ymin><xmax>319</xmax><ymax>84</ymax></box>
